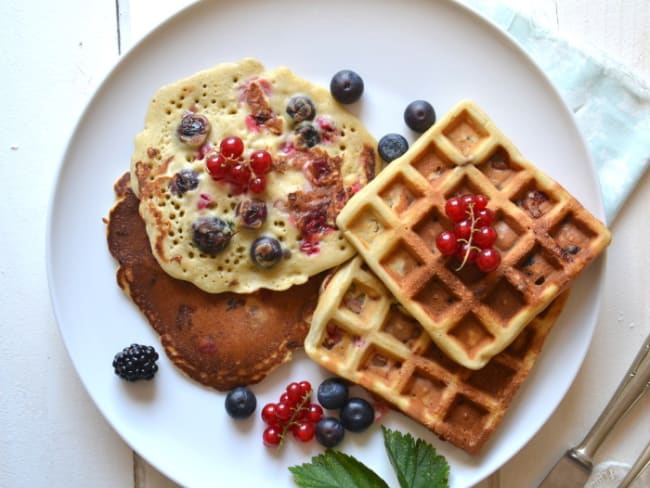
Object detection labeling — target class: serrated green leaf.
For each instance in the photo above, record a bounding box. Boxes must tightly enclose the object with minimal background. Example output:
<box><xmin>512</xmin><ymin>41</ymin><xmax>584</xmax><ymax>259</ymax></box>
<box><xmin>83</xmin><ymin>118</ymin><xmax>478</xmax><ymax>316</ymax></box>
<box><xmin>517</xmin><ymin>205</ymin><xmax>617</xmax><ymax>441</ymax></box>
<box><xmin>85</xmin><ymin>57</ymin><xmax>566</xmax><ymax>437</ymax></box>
<box><xmin>382</xmin><ymin>426</ymin><xmax>450</xmax><ymax>488</ymax></box>
<box><xmin>289</xmin><ymin>449</ymin><xmax>390</xmax><ymax>488</ymax></box>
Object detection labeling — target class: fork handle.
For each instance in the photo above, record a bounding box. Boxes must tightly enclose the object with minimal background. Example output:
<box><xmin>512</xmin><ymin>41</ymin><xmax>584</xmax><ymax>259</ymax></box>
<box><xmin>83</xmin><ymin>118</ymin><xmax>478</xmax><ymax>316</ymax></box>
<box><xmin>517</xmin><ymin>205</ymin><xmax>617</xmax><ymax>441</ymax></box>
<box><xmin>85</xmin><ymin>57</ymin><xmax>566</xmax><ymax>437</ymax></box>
<box><xmin>618</xmin><ymin>438</ymin><xmax>650</xmax><ymax>488</ymax></box>
<box><xmin>570</xmin><ymin>333</ymin><xmax>650</xmax><ymax>467</ymax></box>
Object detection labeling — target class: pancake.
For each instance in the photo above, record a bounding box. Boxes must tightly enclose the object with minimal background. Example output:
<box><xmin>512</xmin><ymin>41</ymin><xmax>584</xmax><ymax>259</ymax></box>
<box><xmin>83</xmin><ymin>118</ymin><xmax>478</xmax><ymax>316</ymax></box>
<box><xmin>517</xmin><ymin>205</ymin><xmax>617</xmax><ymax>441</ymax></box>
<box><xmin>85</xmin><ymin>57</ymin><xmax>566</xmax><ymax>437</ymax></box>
<box><xmin>107</xmin><ymin>173</ymin><xmax>324</xmax><ymax>390</ymax></box>
<box><xmin>131</xmin><ymin>58</ymin><xmax>380</xmax><ymax>294</ymax></box>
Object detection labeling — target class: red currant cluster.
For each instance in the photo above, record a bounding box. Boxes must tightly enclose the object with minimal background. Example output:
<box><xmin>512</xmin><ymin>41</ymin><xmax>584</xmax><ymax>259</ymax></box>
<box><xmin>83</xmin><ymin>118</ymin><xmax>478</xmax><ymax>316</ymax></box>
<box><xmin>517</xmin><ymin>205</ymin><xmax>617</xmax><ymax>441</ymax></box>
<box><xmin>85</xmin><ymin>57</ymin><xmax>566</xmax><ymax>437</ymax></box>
<box><xmin>261</xmin><ymin>381</ymin><xmax>324</xmax><ymax>447</ymax></box>
<box><xmin>435</xmin><ymin>193</ymin><xmax>502</xmax><ymax>273</ymax></box>
<box><xmin>206</xmin><ymin>135</ymin><xmax>273</xmax><ymax>194</ymax></box>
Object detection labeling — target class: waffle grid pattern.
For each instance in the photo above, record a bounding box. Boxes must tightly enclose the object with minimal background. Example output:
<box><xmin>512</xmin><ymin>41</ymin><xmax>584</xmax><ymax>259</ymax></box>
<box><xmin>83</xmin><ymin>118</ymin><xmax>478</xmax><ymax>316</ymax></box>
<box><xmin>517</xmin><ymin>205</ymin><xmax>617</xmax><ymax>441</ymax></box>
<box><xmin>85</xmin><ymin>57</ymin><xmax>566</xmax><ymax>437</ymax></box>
<box><xmin>305</xmin><ymin>257</ymin><xmax>569</xmax><ymax>454</ymax></box>
<box><xmin>337</xmin><ymin>100</ymin><xmax>610</xmax><ymax>369</ymax></box>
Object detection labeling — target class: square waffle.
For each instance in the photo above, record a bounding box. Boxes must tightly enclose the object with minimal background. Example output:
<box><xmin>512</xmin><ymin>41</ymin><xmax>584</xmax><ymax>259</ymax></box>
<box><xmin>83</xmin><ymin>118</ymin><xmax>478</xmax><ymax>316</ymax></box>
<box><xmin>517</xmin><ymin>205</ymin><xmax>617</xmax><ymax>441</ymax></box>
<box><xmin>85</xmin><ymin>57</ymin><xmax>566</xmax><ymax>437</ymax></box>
<box><xmin>304</xmin><ymin>257</ymin><xmax>569</xmax><ymax>454</ymax></box>
<box><xmin>336</xmin><ymin>100</ymin><xmax>610</xmax><ymax>369</ymax></box>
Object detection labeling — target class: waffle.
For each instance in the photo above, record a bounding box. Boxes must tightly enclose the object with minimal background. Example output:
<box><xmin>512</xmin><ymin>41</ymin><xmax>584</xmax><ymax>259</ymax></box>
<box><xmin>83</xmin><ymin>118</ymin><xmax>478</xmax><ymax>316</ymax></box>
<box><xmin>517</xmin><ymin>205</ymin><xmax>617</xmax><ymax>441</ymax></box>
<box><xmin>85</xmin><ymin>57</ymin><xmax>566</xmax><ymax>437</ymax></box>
<box><xmin>336</xmin><ymin>100</ymin><xmax>610</xmax><ymax>369</ymax></box>
<box><xmin>305</xmin><ymin>257</ymin><xmax>569</xmax><ymax>454</ymax></box>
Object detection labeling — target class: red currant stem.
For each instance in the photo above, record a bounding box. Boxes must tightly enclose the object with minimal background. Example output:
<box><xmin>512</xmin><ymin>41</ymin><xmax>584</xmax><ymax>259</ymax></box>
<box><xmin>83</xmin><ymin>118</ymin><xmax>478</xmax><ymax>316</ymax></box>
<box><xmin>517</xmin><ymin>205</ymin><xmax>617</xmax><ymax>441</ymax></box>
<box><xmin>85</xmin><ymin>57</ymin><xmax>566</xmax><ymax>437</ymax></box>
<box><xmin>456</xmin><ymin>203</ymin><xmax>478</xmax><ymax>271</ymax></box>
<box><xmin>275</xmin><ymin>390</ymin><xmax>312</xmax><ymax>449</ymax></box>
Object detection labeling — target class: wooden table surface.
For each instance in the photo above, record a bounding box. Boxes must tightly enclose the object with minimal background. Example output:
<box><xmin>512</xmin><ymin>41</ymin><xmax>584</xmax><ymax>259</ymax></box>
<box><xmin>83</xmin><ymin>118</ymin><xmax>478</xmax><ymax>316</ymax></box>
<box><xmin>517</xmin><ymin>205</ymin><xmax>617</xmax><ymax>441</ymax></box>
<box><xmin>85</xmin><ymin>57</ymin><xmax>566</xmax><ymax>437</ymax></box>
<box><xmin>2</xmin><ymin>0</ymin><xmax>648</xmax><ymax>486</ymax></box>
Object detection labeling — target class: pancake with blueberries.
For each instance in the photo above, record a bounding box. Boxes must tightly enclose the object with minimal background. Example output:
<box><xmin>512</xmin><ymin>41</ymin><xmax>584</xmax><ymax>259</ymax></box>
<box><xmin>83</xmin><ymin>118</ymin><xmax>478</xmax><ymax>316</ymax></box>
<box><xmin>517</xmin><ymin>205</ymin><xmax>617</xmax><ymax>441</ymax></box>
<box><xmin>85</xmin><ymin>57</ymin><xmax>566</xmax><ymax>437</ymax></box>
<box><xmin>107</xmin><ymin>173</ymin><xmax>325</xmax><ymax>390</ymax></box>
<box><xmin>131</xmin><ymin>58</ymin><xmax>380</xmax><ymax>294</ymax></box>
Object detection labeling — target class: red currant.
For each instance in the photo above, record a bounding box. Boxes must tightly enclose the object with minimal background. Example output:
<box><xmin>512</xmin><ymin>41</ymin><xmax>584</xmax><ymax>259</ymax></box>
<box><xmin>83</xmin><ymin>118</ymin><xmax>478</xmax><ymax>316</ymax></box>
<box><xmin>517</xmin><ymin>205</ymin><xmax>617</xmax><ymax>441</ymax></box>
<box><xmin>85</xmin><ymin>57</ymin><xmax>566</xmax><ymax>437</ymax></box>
<box><xmin>279</xmin><ymin>393</ymin><xmax>290</xmax><ymax>405</ymax></box>
<box><xmin>229</xmin><ymin>163</ymin><xmax>252</xmax><ymax>186</ymax></box>
<box><xmin>250</xmin><ymin>150</ymin><xmax>273</xmax><ymax>174</ymax></box>
<box><xmin>306</xmin><ymin>404</ymin><xmax>323</xmax><ymax>423</ymax></box>
<box><xmin>445</xmin><ymin>197</ymin><xmax>467</xmax><ymax>222</ymax></box>
<box><xmin>454</xmin><ymin>220</ymin><xmax>473</xmax><ymax>241</ymax></box>
<box><xmin>474</xmin><ymin>194</ymin><xmax>488</xmax><ymax>210</ymax></box>
<box><xmin>293</xmin><ymin>421</ymin><xmax>315</xmax><ymax>442</ymax></box>
<box><xmin>274</xmin><ymin>402</ymin><xmax>292</xmax><ymax>422</ymax></box>
<box><xmin>457</xmin><ymin>242</ymin><xmax>478</xmax><ymax>264</ymax></box>
<box><xmin>461</xmin><ymin>194</ymin><xmax>476</xmax><ymax>208</ymax></box>
<box><xmin>249</xmin><ymin>176</ymin><xmax>266</xmax><ymax>194</ymax></box>
<box><xmin>298</xmin><ymin>381</ymin><xmax>312</xmax><ymax>397</ymax></box>
<box><xmin>294</xmin><ymin>406</ymin><xmax>309</xmax><ymax>422</ymax></box>
<box><xmin>474</xmin><ymin>226</ymin><xmax>497</xmax><ymax>249</ymax></box>
<box><xmin>476</xmin><ymin>208</ymin><xmax>494</xmax><ymax>227</ymax></box>
<box><xmin>435</xmin><ymin>231</ymin><xmax>458</xmax><ymax>256</ymax></box>
<box><xmin>286</xmin><ymin>382</ymin><xmax>303</xmax><ymax>404</ymax></box>
<box><xmin>476</xmin><ymin>248</ymin><xmax>501</xmax><ymax>272</ymax></box>
<box><xmin>206</xmin><ymin>153</ymin><xmax>227</xmax><ymax>180</ymax></box>
<box><xmin>263</xmin><ymin>426</ymin><xmax>282</xmax><ymax>447</ymax></box>
<box><xmin>220</xmin><ymin>136</ymin><xmax>244</xmax><ymax>159</ymax></box>
<box><xmin>261</xmin><ymin>403</ymin><xmax>277</xmax><ymax>424</ymax></box>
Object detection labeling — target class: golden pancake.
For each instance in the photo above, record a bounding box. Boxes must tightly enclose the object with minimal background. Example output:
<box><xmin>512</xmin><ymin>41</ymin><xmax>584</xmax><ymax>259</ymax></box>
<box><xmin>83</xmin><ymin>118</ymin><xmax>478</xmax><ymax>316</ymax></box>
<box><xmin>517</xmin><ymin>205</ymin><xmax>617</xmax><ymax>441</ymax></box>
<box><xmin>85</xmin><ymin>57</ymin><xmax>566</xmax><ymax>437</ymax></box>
<box><xmin>131</xmin><ymin>58</ymin><xmax>379</xmax><ymax>294</ymax></box>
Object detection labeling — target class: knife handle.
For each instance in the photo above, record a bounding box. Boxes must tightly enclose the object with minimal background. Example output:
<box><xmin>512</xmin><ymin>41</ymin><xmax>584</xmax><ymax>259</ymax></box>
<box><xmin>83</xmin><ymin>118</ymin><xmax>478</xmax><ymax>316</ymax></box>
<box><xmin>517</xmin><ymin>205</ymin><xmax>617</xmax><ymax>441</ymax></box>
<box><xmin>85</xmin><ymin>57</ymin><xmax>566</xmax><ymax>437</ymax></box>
<box><xmin>570</xmin><ymin>332</ymin><xmax>650</xmax><ymax>467</ymax></box>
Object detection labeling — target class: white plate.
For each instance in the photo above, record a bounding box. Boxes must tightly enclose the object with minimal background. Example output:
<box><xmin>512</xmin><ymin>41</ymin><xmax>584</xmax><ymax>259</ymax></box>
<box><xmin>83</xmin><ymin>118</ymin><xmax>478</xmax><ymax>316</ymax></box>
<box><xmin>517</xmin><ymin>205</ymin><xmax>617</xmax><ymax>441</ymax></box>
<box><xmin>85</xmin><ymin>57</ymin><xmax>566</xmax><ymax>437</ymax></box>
<box><xmin>46</xmin><ymin>0</ymin><xmax>607</xmax><ymax>486</ymax></box>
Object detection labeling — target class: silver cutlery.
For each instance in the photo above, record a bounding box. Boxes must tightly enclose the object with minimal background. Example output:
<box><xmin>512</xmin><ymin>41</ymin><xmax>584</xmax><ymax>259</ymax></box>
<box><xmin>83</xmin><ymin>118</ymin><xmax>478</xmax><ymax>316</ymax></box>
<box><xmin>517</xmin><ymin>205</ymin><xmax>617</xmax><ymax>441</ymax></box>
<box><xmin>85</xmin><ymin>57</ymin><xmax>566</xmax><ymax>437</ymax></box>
<box><xmin>537</xmin><ymin>333</ymin><xmax>650</xmax><ymax>487</ymax></box>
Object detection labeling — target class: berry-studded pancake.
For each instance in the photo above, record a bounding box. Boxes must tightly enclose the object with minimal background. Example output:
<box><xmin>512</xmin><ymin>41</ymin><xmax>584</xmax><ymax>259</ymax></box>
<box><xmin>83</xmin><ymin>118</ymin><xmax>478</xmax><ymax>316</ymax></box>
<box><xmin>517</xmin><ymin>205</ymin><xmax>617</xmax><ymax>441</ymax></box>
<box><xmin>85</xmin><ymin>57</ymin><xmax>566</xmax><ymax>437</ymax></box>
<box><xmin>107</xmin><ymin>173</ymin><xmax>325</xmax><ymax>390</ymax></box>
<box><xmin>131</xmin><ymin>58</ymin><xmax>379</xmax><ymax>294</ymax></box>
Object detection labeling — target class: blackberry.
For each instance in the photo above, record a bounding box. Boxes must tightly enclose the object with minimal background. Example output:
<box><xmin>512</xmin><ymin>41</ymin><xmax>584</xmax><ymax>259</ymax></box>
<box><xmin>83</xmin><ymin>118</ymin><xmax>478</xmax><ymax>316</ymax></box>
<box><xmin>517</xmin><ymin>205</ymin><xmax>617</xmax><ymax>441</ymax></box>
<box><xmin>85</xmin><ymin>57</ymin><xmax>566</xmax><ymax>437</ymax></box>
<box><xmin>112</xmin><ymin>344</ymin><xmax>159</xmax><ymax>381</ymax></box>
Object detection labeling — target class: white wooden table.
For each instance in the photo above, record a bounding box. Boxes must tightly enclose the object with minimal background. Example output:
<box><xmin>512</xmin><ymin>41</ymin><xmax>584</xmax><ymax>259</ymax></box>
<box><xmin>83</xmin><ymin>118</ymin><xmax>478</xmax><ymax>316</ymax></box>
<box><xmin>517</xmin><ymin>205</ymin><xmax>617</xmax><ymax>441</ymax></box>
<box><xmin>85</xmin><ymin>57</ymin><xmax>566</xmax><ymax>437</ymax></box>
<box><xmin>2</xmin><ymin>0</ymin><xmax>648</xmax><ymax>486</ymax></box>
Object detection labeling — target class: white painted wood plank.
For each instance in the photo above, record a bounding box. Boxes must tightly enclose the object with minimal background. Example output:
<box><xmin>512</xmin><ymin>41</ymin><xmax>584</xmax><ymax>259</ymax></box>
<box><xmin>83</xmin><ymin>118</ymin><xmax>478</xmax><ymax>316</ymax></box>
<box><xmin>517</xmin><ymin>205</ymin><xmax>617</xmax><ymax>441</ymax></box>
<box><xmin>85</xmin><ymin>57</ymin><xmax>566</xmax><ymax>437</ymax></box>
<box><xmin>0</xmin><ymin>0</ymin><xmax>134</xmax><ymax>486</ymax></box>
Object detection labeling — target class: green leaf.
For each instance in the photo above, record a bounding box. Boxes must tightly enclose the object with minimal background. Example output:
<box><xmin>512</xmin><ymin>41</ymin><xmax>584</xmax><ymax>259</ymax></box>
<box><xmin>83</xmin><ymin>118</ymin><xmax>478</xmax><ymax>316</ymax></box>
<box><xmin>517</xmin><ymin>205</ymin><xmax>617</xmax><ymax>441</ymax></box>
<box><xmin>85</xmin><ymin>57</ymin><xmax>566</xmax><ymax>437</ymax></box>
<box><xmin>382</xmin><ymin>426</ymin><xmax>450</xmax><ymax>488</ymax></box>
<box><xmin>289</xmin><ymin>449</ymin><xmax>390</xmax><ymax>488</ymax></box>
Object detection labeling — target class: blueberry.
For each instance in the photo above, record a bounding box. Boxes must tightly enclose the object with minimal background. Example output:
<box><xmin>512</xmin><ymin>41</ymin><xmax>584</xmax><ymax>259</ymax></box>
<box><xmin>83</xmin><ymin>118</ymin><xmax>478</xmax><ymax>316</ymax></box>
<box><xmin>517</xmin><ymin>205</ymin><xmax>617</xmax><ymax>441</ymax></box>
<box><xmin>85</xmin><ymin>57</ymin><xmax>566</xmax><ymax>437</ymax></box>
<box><xmin>317</xmin><ymin>377</ymin><xmax>349</xmax><ymax>409</ymax></box>
<box><xmin>315</xmin><ymin>417</ymin><xmax>345</xmax><ymax>448</ymax></box>
<box><xmin>192</xmin><ymin>217</ymin><xmax>233</xmax><ymax>255</ymax></box>
<box><xmin>169</xmin><ymin>169</ymin><xmax>199</xmax><ymax>196</ymax></box>
<box><xmin>177</xmin><ymin>113</ymin><xmax>210</xmax><ymax>146</ymax></box>
<box><xmin>286</xmin><ymin>95</ymin><xmax>316</xmax><ymax>124</ymax></box>
<box><xmin>404</xmin><ymin>100</ymin><xmax>436</xmax><ymax>133</ymax></box>
<box><xmin>330</xmin><ymin>70</ymin><xmax>364</xmax><ymax>104</ymax></box>
<box><xmin>378</xmin><ymin>133</ymin><xmax>409</xmax><ymax>162</ymax></box>
<box><xmin>294</xmin><ymin>122</ymin><xmax>321</xmax><ymax>149</ymax></box>
<box><xmin>225</xmin><ymin>386</ymin><xmax>257</xmax><ymax>419</ymax></box>
<box><xmin>340</xmin><ymin>397</ymin><xmax>374</xmax><ymax>433</ymax></box>
<box><xmin>235</xmin><ymin>198</ymin><xmax>267</xmax><ymax>229</ymax></box>
<box><xmin>250</xmin><ymin>236</ymin><xmax>283</xmax><ymax>268</ymax></box>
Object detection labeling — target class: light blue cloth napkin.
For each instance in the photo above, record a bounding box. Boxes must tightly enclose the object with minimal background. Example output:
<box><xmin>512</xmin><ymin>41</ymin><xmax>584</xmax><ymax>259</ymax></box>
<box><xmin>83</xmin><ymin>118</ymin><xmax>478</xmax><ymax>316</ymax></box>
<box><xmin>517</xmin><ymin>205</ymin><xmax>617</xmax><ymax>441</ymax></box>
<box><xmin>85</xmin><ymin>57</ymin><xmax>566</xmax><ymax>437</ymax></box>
<box><xmin>464</xmin><ymin>1</ymin><xmax>650</xmax><ymax>223</ymax></box>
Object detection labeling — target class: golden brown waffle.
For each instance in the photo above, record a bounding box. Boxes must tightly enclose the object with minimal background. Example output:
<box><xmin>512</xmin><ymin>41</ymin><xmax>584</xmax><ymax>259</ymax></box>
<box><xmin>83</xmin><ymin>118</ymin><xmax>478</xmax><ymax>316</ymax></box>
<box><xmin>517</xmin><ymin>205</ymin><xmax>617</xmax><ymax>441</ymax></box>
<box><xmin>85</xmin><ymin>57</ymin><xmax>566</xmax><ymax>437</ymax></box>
<box><xmin>305</xmin><ymin>257</ymin><xmax>569</xmax><ymax>454</ymax></box>
<box><xmin>336</xmin><ymin>100</ymin><xmax>610</xmax><ymax>369</ymax></box>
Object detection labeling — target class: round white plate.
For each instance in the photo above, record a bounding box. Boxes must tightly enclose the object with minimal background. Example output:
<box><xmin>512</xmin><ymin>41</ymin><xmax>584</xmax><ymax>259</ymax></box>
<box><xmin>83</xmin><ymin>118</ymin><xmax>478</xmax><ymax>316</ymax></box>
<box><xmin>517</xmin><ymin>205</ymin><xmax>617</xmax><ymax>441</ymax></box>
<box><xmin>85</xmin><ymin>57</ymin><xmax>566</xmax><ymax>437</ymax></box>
<box><xmin>47</xmin><ymin>1</ymin><xmax>607</xmax><ymax>486</ymax></box>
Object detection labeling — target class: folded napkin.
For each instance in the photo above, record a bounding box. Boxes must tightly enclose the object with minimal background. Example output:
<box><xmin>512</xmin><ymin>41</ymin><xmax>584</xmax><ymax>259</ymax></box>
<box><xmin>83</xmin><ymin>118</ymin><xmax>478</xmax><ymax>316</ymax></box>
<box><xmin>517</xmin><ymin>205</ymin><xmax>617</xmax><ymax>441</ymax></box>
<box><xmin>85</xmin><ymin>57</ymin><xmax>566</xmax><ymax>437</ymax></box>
<box><xmin>464</xmin><ymin>1</ymin><xmax>650</xmax><ymax>224</ymax></box>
